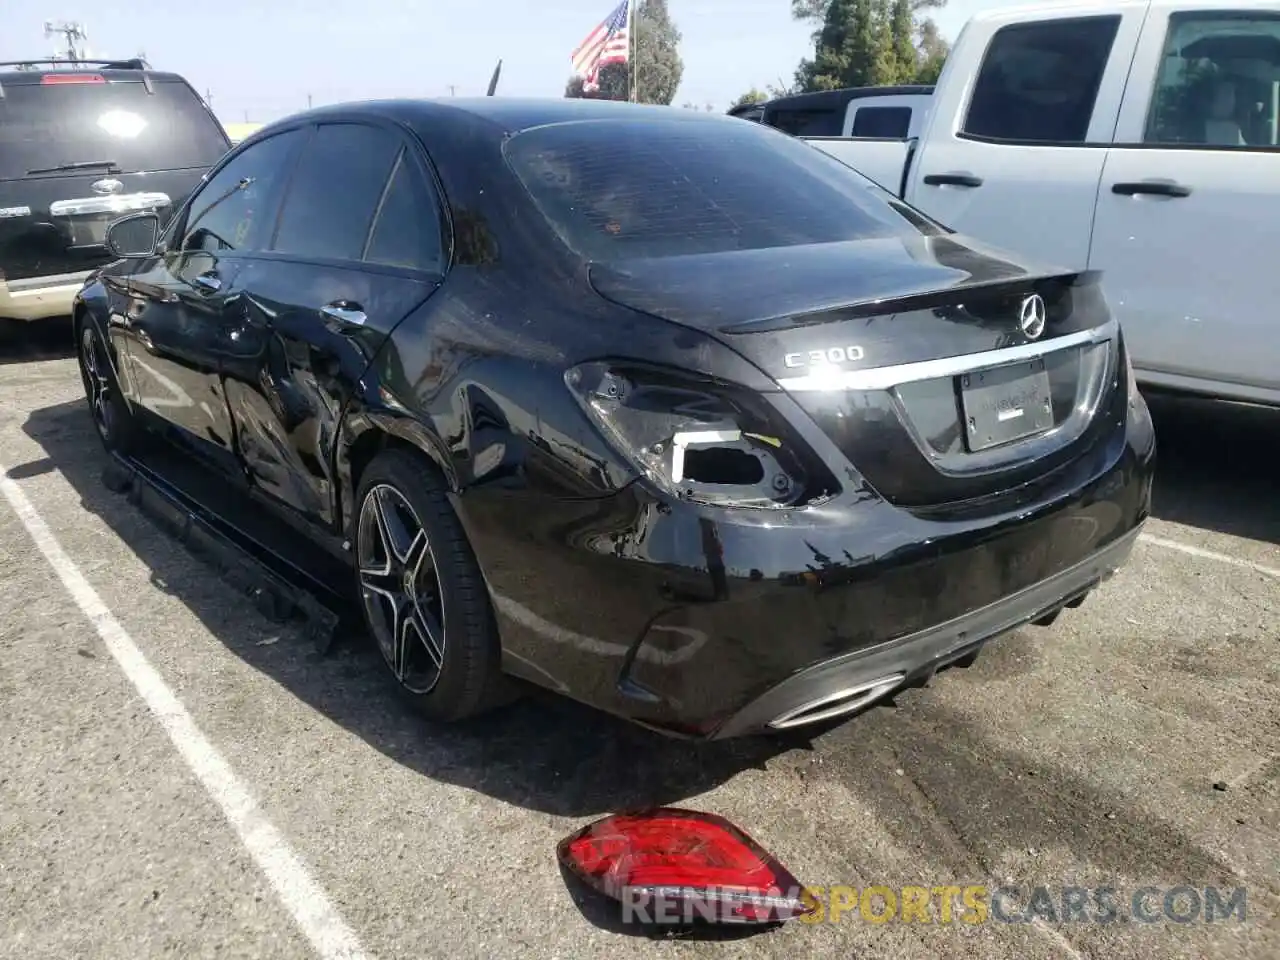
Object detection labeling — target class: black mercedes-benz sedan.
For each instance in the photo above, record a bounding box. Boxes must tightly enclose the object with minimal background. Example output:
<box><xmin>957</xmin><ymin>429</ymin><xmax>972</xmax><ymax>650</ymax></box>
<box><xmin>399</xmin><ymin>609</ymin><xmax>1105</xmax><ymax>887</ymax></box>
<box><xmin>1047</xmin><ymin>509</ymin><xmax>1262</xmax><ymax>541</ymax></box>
<box><xmin>73</xmin><ymin>97</ymin><xmax>1155</xmax><ymax>739</ymax></box>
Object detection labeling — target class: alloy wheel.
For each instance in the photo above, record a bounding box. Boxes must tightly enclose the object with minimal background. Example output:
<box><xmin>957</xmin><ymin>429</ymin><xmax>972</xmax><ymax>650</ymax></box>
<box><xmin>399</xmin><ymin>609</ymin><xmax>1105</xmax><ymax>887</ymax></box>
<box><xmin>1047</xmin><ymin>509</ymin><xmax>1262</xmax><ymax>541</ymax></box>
<box><xmin>79</xmin><ymin>324</ymin><xmax>114</xmax><ymax>443</ymax></box>
<box><xmin>357</xmin><ymin>483</ymin><xmax>447</xmax><ymax>694</ymax></box>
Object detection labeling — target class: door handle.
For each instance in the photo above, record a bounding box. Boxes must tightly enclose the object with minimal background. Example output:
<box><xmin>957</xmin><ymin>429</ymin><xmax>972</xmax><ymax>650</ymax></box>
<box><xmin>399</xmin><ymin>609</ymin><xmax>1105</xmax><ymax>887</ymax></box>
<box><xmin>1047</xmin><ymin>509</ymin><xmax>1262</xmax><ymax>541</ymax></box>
<box><xmin>1112</xmin><ymin>180</ymin><xmax>1191</xmax><ymax>198</ymax></box>
<box><xmin>321</xmin><ymin>301</ymin><xmax>367</xmax><ymax>326</ymax></box>
<box><xmin>192</xmin><ymin>271</ymin><xmax>222</xmax><ymax>293</ymax></box>
<box><xmin>922</xmin><ymin>172</ymin><xmax>984</xmax><ymax>188</ymax></box>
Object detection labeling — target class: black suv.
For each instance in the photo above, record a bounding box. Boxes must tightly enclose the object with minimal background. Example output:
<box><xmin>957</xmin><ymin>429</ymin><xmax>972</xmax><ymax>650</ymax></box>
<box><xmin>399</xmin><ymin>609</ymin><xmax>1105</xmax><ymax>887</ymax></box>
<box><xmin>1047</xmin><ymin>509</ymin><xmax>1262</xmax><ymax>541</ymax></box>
<box><xmin>0</xmin><ymin>59</ymin><xmax>229</xmax><ymax>325</ymax></box>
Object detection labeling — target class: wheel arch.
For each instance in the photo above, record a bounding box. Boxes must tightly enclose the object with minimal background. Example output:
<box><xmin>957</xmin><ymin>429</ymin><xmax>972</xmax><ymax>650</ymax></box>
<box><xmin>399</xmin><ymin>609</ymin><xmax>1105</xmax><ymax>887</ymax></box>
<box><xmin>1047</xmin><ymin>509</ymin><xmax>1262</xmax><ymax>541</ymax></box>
<box><xmin>335</xmin><ymin>411</ymin><xmax>460</xmax><ymax>539</ymax></box>
<box><xmin>73</xmin><ymin>294</ymin><xmax>138</xmax><ymax>413</ymax></box>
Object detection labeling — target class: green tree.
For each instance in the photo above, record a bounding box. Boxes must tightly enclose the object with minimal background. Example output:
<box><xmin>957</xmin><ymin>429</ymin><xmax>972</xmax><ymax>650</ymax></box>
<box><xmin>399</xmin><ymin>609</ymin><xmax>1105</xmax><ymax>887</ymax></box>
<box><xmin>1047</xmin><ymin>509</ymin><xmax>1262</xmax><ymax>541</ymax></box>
<box><xmin>732</xmin><ymin>87</ymin><xmax>769</xmax><ymax>109</ymax></box>
<box><xmin>915</xmin><ymin>17</ymin><xmax>949</xmax><ymax>83</ymax></box>
<box><xmin>563</xmin><ymin>0</ymin><xmax>684</xmax><ymax>105</ymax></box>
<box><xmin>792</xmin><ymin>0</ymin><xmax>945</xmax><ymax>26</ymax></box>
<box><xmin>634</xmin><ymin>0</ymin><xmax>684</xmax><ymax>104</ymax></box>
<box><xmin>795</xmin><ymin>0</ymin><xmax>885</xmax><ymax>91</ymax></box>
<box><xmin>791</xmin><ymin>0</ymin><xmax>829</xmax><ymax>23</ymax></box>
<box><xmin>794</xmin><ymin>0</ymin><xmax>849</xmax><ymax>91</ymax></box>
<box><xmin>792</xmin><ymin>0</ymin><xmax>950</xmax><ymax>89</ymax></box>
<box><xmin>888</xmin><ymin>0</ymin><xmax>917</xmax><ymax>84</ymax></box>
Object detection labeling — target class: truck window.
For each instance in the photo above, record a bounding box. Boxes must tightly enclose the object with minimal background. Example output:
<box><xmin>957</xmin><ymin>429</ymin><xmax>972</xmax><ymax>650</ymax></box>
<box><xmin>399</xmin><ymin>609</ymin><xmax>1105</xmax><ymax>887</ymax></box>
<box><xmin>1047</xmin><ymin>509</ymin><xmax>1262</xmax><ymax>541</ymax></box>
<box><xmin>850</xmin><ymin>106</ymin><xmax>912</xmax><ymax>138</ymax></box>
<box><xmin>1143</xmin><ymin>11</ymin><xmax>1280</xmax><ymax>147</ymax></box>
<box><xmin>962</xmin><ymin>16</ymin><xmax>1121</xmax><ymax>144</ymax></box>
<box><xmin>766</xmin><ymin>108</ymin><xmax>843</xmax><ymax>137</ymax></box>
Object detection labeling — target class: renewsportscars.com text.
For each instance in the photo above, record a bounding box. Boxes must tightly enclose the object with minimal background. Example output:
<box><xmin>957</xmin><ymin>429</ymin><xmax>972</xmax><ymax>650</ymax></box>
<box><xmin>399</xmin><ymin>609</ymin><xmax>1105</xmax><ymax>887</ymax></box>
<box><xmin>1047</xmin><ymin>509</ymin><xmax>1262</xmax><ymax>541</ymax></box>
<box><xmin>621</xmin><ymin>884</ymin><xmax>1249</xmax><ymax>925</ymax></box>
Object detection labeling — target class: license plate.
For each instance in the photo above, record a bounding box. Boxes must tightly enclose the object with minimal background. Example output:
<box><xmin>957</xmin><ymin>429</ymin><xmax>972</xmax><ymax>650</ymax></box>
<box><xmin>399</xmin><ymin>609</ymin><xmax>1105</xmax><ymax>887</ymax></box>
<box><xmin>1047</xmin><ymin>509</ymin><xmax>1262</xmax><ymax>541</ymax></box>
<box><xmin>959</xmin><ymin>358</ymin><xmax>1054</xmax><ymax>452</ymax></box>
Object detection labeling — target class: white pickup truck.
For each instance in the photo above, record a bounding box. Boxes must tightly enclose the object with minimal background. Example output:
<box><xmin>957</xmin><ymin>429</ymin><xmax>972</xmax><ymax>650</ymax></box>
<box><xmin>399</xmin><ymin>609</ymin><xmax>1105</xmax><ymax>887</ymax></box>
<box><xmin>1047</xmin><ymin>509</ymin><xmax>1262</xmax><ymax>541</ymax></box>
<box><xmin>806</xmin><ymin>0</ymin><xmax>1280</xmax><ymax>407</ymax></box>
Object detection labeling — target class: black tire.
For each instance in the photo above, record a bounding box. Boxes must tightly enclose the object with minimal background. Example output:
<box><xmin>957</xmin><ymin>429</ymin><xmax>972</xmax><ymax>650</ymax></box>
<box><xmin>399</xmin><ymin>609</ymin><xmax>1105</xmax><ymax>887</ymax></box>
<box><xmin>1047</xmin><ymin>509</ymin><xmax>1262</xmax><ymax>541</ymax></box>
<box><xmin>75</xmin><ymin>314</ymin><xmax>141</xmax><ymax>455</ymax></box>
<box><xmin>353</xmin><ymin>447</ymin><xmax>508</xmax><ymax>722</ymax></box>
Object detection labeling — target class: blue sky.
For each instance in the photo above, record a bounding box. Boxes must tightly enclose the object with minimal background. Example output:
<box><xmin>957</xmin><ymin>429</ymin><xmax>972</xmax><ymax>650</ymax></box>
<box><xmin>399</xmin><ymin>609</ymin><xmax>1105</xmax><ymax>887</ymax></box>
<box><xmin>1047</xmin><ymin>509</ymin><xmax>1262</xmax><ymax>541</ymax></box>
<box><xmin>3</xmin><ymin>1</ymin><xmax>1022</xmax><ymax>123</ymax></box>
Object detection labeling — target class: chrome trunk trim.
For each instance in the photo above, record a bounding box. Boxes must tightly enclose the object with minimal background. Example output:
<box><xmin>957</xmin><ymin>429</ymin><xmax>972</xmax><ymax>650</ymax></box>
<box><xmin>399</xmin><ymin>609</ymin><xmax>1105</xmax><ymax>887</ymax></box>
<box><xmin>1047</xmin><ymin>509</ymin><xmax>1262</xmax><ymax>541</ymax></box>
<box><xmin>775</xmin><ymin>319</ymin><xmax>1117</xmax><ymax>392</ymax></box>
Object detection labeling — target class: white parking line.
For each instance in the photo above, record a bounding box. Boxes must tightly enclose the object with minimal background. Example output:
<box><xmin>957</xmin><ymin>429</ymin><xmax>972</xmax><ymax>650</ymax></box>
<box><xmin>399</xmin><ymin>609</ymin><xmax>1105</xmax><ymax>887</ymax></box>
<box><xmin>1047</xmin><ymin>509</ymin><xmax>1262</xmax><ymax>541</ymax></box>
<box><xmin>1139</xmin><ymin>533</ymin><xmax>1280</xmax><ymax>580</ymax></box>
<box><xmin>0</xmin><ymin>468</ymin><xmax>371</xmax><ymax>960</ymax></box>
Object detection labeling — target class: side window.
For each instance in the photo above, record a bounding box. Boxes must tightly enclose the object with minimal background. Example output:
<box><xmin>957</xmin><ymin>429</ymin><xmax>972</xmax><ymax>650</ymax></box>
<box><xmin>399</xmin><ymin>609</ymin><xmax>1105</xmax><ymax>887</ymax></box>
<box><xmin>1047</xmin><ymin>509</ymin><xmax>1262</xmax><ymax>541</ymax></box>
<box><xmin>364</xmin><ymin>150</ymin><xmax>445</xmax><ymax>272</ymax></box>
<box><xmin>271</xmin><ymin>123</ymin><xmax>401</xmax><ymax>261</ymax></box>
<box><xmin>962</xmin><ymin>16</ymin><xmax>1121</xmax><ymax>143</ymax></box>
<box><xmin>850</xmin><ymin>106</ymin><xmax>912</xmax><ymax>138</ymax></box>
<box><xmin>1144</xmin><ymin>12</ymin><xmax>1280</xmax><ymax>147</ymax></box>
<box><xmin>766</xmin><ymin>108</ymin><xmax>843</xmax><ymax>137</ymax></box>
<box><xmin>180</xmin><ymin>129</ymin><xmax>302</xmax><ymax>253</ymax></box>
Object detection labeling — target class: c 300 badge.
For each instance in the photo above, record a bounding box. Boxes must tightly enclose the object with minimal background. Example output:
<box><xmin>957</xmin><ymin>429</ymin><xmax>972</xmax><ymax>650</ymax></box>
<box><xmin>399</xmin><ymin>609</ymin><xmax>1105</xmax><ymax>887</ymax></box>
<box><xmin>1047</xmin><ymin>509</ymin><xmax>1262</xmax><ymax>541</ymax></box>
<box><xmin>783</xmin><ymin>345</ymin><xmax>866</xmax><ymax>368</ymax></box>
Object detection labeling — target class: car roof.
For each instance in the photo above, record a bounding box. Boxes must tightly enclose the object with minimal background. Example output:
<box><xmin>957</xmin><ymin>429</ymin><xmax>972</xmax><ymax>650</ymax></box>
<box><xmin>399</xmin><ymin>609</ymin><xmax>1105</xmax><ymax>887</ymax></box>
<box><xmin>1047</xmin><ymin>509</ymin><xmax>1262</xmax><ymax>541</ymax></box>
<box><xmin>247</xmin><ymin>96</ymin><xmax>746</xmax><ymax>144</ymax></box>
<box><xmin>233</xmin><ymin>97</ymin><xmax>787</xmax><ymax>274</ymax></box>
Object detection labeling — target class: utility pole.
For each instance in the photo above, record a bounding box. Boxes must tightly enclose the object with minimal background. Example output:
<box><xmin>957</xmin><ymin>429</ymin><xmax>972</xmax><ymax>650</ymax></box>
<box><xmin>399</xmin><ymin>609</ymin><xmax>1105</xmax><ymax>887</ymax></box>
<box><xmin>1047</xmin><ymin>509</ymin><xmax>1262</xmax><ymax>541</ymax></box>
<box><xmin>447</xmin><ymin>85</ymin><xmax>456</xmax><ymax>97</ymax></box>
<box><xmin>307</xmin><ymin>93</ymin><xmax>312</xmax><ymax>108</ymax></box>
<box><xmin>205</xmin><ymin>88</ymin><xmax>214</xmax><ymax>110</ymax></box>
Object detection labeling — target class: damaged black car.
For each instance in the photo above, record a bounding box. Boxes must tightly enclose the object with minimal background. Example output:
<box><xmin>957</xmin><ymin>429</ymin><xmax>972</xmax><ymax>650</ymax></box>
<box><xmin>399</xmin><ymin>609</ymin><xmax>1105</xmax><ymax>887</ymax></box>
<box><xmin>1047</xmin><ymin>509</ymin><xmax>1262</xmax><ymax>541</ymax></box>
<box><xmin>73</xmin><ymin>98</ymin><xmax>1156</xmax><ymax>738</ymax></box>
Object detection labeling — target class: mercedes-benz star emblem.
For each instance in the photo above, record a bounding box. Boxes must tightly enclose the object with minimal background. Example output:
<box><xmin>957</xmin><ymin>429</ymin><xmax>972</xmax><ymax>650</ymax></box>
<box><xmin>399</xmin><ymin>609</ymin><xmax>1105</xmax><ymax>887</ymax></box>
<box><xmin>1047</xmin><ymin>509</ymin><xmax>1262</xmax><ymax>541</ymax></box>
<box><xmin>1019</xmin><ymin>294</ymin><xmax>1047</xmax><ymax>340</ymax></box>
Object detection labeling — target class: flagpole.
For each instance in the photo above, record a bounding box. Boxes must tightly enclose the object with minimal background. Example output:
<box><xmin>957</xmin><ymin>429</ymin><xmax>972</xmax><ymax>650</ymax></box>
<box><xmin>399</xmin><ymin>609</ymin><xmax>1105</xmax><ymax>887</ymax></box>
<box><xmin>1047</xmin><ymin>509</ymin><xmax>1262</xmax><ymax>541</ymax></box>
<box><xmin>628</xmin><ymin>0</ymin><xmax>637</xmax><ymax>103</ymax></box>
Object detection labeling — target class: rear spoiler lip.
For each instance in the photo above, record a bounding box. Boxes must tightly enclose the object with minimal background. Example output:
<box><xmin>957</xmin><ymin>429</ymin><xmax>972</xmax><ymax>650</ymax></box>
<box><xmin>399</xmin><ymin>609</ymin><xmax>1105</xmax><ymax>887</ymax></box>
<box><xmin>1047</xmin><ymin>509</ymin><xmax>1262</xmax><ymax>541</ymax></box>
<box><xmin>716</xmin><ymin>269</ymin><xmax>1104</xmax><ymax>335</ymax></box>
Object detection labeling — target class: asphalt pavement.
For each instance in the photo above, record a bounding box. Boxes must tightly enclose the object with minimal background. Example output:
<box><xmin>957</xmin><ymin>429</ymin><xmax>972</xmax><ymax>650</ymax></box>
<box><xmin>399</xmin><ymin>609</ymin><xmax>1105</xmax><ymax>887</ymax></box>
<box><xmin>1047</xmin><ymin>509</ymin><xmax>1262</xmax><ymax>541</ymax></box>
<box><xmin>1</xmin><ymin>319</ymin><xmax>1277</xmax><ymax>960</ymax></box>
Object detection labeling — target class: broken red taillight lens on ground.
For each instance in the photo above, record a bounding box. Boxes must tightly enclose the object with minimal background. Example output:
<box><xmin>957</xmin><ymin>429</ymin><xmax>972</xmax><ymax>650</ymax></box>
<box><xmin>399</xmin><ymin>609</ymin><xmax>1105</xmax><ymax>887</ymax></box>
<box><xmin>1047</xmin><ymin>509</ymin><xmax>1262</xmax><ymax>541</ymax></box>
<box><xmin>556</xmin><ymin>807</ymin><xmax>814</xmax><ymax>925</ymax></box>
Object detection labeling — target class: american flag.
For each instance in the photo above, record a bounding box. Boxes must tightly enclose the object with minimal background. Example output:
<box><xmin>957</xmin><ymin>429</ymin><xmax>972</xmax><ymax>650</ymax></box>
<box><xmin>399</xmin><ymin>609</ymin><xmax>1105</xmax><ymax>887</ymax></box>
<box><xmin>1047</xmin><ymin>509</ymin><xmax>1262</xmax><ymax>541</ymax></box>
<box><xmin>571</xmin><ymin>0</ymin><xmax>631</xmax><ymax>90</ymax></box>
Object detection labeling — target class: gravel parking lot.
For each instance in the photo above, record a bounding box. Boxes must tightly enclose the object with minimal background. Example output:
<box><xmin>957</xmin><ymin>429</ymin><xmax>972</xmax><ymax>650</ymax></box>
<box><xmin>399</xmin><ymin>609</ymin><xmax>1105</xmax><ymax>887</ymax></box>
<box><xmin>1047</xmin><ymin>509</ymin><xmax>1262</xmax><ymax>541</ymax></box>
<box><xmin>1</xmin><ymin>320</ymin><xmax>1277</xmax><ymax>960</ymax></box>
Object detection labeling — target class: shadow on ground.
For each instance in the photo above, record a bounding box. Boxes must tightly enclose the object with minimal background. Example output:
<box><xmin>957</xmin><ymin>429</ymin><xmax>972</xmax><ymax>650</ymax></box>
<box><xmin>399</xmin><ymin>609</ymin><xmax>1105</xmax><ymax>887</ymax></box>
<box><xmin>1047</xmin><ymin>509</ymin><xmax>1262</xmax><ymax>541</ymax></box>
<box><xmin>1145</xmin><ymin>391</ymin><xmax>1280</xmax><ymax>546</ymax></box>
<box><xmin>20</xmin><ymin>397</ymin><xmax>801</xmax><ymax>820</ymax></box>
<box><xmin>0</xmin><ymin>317</ymin><xmax>75</xmax><ymax>365</ymax></box>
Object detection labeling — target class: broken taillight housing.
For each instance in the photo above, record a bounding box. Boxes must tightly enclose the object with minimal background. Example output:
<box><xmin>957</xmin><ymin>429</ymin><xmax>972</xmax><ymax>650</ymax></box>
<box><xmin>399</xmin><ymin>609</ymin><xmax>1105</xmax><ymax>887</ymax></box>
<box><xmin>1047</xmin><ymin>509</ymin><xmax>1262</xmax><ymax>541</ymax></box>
<box><xmin>557</xmin><ymin>808</ymin><xmax>814</xmax><ymax>924</ymax></box>
<box><xmin>564</xmin><ymin>361</ymin><xmax>835</xmax><ymax>507</ymax></box>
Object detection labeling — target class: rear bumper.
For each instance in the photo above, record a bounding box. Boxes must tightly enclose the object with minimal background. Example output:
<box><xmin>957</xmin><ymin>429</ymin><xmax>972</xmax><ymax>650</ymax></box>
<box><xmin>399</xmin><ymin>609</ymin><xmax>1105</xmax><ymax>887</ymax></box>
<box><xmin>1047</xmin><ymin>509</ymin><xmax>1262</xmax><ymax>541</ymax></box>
<box><xmin>710</xmin><ymin>524</ymin><xmax>1139</xmax><ymax>738</ymax></box>
<box><xmin>0</xmin><ymin>271</ymin><xmax>90</xmax><ymax>321</ymax></box>
<box><xmin>464</xmin><ymin>390</ymin><xmax>1156</xmax><ymax>738</ymax></box>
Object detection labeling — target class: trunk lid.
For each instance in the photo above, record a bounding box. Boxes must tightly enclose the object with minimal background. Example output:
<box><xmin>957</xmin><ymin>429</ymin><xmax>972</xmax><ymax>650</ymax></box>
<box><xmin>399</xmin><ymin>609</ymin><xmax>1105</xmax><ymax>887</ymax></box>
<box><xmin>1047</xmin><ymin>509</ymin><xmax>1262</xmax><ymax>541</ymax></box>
<box><xmin>0</xmin><ymin>71</ymin><xmax>228</xmax><ymax>283</ymax></box>
<box><xmin>588</xmin><ymin>234</ymin><xmax>1100</xmax><ymax>375</ymax></box>
<box><xmin>588</xmin><ymin>235</ymin><xmax>1122</xmax><ymax>509</ymax></box>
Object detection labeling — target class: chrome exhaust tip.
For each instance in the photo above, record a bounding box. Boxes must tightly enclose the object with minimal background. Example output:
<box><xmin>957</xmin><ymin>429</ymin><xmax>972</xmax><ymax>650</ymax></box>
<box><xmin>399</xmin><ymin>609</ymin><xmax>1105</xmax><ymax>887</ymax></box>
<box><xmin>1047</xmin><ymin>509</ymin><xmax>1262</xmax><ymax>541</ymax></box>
<box><xmin>767</xmin><ymin>674</ymin><xmax>906</xmax><ymax>730</ymax></box>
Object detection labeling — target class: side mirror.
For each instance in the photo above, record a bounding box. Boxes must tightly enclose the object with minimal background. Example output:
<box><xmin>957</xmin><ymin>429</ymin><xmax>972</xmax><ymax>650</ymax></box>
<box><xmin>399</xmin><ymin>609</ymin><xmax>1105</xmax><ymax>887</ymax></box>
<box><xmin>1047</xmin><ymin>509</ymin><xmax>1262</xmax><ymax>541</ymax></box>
<box><xmin>106</xmin><ymin>212</ymin><xmax>161</xmax><ymax>258</ymax></box>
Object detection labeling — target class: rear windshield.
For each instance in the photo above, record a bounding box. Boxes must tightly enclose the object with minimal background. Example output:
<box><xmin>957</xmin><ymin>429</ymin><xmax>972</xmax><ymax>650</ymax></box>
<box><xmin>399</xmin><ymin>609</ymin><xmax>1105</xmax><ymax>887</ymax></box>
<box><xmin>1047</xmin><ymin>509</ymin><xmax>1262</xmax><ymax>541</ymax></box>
<box><xmin>503</xmin><ymin>117</ymin><xmax>936</xmax><ymax>261</ymax></box>
<box><xmin>0</xmin><ymin>77</ymin><xmax>230</xmax><ymax>180</ymax></box>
